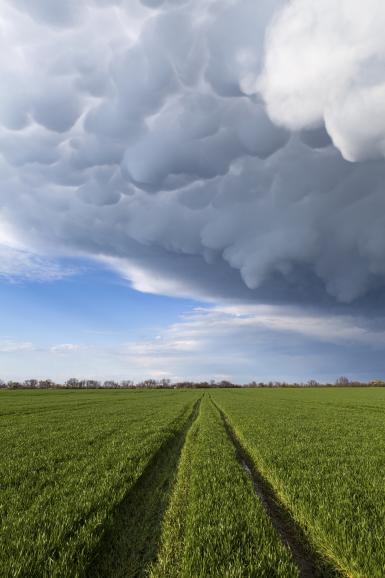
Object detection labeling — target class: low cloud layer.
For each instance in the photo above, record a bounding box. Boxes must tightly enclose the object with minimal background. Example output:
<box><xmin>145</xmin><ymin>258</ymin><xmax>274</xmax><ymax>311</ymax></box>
<box><xmin>3</xmin><ymin>305</ymin><xmax>385</xmax><ymax>382</ymax></box>
<box><xmin>1</xmin><ymin>0</ymin><xmax>385</xmax><ymax>306</ymax></box>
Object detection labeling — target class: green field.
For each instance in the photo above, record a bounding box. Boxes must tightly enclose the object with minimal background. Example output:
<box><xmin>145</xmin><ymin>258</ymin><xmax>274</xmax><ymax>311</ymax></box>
<box><xmin>1</xmin><ymin>388</ymin><xmax>385</xmax><ymax>577</ymax></box>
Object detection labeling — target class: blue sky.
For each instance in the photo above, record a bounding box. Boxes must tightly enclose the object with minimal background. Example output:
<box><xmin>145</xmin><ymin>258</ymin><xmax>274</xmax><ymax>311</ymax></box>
<box><xmin>0</xmin><ymin>259</ymin><xmax>197</xmax><ymax>346</ymax></box>
<box><xmin>1</xmin><ymin>0</ymin><xmax>385</xmax><ymax>383</ymax></box>
<box><xmin>2</xmin><ymin>257</ymin><xmax>385</xmax><ymax>383</ymax></box>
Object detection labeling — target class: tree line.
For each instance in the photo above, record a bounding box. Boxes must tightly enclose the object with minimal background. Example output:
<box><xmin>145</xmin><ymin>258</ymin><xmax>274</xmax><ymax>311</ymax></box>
<box><xmin>1</xmin><ymin>376</ymin><xmax>384</xmax><ymax>389</ymax></box>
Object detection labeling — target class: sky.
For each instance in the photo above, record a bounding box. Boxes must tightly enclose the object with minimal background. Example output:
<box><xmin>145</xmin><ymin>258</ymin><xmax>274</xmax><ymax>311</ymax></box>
<box><xmin>1</xmin><ymin>0</ymin><xmax>385</xmax><ymax>383</ymax></box>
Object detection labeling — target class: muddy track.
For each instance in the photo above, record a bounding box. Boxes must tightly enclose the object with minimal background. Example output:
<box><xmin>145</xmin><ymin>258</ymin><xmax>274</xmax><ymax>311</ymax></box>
<box><xmin>86</xmin><ymin>397</ymin><xmax>202</xmax><ymax>578</ymax></box>
<box><xmin>211</xmin><ymin>398</ymin><xmax>344</xmax><ymax>578</ymax></box>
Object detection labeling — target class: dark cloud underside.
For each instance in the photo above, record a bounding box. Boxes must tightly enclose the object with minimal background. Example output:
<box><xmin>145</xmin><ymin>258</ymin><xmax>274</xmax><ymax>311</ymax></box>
<box><xmin>1</xmin><ymin>0</ymin><xmax>385</xmax><ymax>308</ymax></box>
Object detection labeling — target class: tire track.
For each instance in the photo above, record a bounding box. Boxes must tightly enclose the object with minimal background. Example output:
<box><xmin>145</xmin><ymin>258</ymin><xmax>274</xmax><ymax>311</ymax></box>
<box><xmin>86</xmin><ymin>397</ymin><xmax>202</xmax><ymax>578</ymax></box>
<box><xmin>211</xmin><ymin>397</ymin><xmax>344</xmax><ymax>578</ymax></box>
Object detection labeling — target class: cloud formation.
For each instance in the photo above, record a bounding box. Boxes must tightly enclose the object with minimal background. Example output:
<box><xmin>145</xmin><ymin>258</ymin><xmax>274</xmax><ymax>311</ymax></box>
<box><xmin>0</xmin><ymin>340</ymin><xmax>34</xmax><ymax>353</ymax></box>
<box><xmin>3</xmin><ymin>305</ymin><xmax>385</xmax><ymax>382</ymax></box>
<box><xmin>259</xmin><ymin>0</ymin><xmax>385</xmax><ymax>162</ymax></box>
<box><xmin>1</xmin><ymin>0</ymin><xmax>385</xmax><ymax>305</ymax></box>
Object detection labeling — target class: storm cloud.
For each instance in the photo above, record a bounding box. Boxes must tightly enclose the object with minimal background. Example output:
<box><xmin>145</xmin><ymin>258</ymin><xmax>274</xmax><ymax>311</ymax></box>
<box><xmin>1</xmin><ymin>0</ymin><xmax>385</xmax><ymax>306</ymax></box>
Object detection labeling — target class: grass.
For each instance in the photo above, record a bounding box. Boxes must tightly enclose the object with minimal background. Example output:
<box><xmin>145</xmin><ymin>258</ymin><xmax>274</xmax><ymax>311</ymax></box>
<box><xmin>213</xmin><ymin>388</ymin><xmax>385</xmax><ymax>578</ymax></box>
<box><xmin>3</xmin><ymin>387</ymin><xmax>385</xmax><ymax>577</ymax></box>
<box><xmin>0</xmin><ymin>389</ymin><xmax>201</xmax><ymax>577</ymax></box>
<box><xmin>87</xmin><ymin>398</ymin><xmax>201</xmax><ymax>578</ymax></box>
<box><xmin>151</xmin><ymin>394</ymin><xmax>298</xmax><ymax>578</ymax></box>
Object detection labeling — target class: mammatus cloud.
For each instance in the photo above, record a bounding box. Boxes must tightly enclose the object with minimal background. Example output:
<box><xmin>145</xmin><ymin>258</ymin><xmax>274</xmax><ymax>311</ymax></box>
<box><xmin>1</xmin><ymin>0</ymin><xmax>385</xmax><ymax>304</ymax></box>
<box><xmin>259</xmin><ymin>0</ymin><xmax>385</xmax><ymax>162</ymax></box>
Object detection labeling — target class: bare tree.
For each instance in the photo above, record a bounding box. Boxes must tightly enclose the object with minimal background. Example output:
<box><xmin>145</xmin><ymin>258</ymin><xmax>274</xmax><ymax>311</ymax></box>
<box><xmin>335</xmin><ymin>376</ymin><xmax>350</xmax><ymax>386</ymax></box>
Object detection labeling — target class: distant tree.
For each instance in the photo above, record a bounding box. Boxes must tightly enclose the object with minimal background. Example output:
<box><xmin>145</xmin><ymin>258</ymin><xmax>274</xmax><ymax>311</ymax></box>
<box><xmin>159</xmin><ymin>378</ymin><xmax>171</xmax><ymax>388</ymax></box>
<box><xmin>218</xmin><ymin>380</ymin><xmax>232</xmax><ymax>388</ymax></box>
<box><xmin>7</xmin><ymin>380</ymin><xmax>22</xmax><ymax>388</ymax></box>
<box><xmin>120</xmin><ymin>380</ymin><xmax>134</xmax><ymax>388</ymax></box>
<box><xmin>335</xmin><ymin>376</ymin><xmax>350</xmax><ymax>386</ymax></box>
<box><xmin>307</xmin><ymin>379</ymin><xmax>319</xmax><ymax>387</ymax></box>
<box><xmin>38</xmin><ymin>379</ymin><xmax>54</xmax><ymax>389</ymax></box>
<box><xmin>103</xmin><ymin>380</ymin><xmax>118</xmax><ymax>388</ymax></box>
<box><xmin>85</xmin><ymin>380</ymin><xmax>101</xmax><ymax>388</ymax></box>
<box><xmin>24</xmin><ymin>379</ymin><xmax>38</xmax><ymax>388</ymax></box>
<box><xmin>65</xmin><ymin>378</ymin><xmax>80</xmax><ymax>388</ymax></box>
<box><xmin>142</xmin><ymin>379</ymin><xmax>157</xmax><ymax>388</ymax></box>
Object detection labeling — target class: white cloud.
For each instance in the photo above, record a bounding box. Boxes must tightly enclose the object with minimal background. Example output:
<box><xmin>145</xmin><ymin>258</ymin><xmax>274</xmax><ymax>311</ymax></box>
<box><xmin>0</xmin><ymin>340</ymin><xmax>34</xmax><ymax>353</ymax></box>
<box><xmin>210</xmin><ymin>304</ymin><xmax>385</xmax><ymax>346</ymax></box>
<box><xmin>1</xmin><ymin>303</ymin><xmax>385</xmax><ymax>382</ymax></box>
<box><xmin>50</xmin><ymin>343</ymin><xmax>82</xmax><ymax>353</ymax></box>
<box><xmin>259</xmin><ymin>0</ymin><xmax>385</xmax><ymax>162</ymax></box>
<box><xmin>0</xmin><ymin>245</ymin><xmax>75</xmax><ymax>282</ymax></box>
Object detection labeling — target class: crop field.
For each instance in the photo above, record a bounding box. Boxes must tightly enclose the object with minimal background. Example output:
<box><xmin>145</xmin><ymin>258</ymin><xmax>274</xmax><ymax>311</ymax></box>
<box><xmin>0</xmin><ymin>389</ymin><xmax>200</xmax><ymax>577</ymax></box>
<box><xmin>1</xmin><ymin>388</ymin><xmax>385</xmax><ymax>577</ymax></box>
<box><xmin>213</xmin><ymin>388</ymin><xmax>385</xmax><ymax>578</ymax></box>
